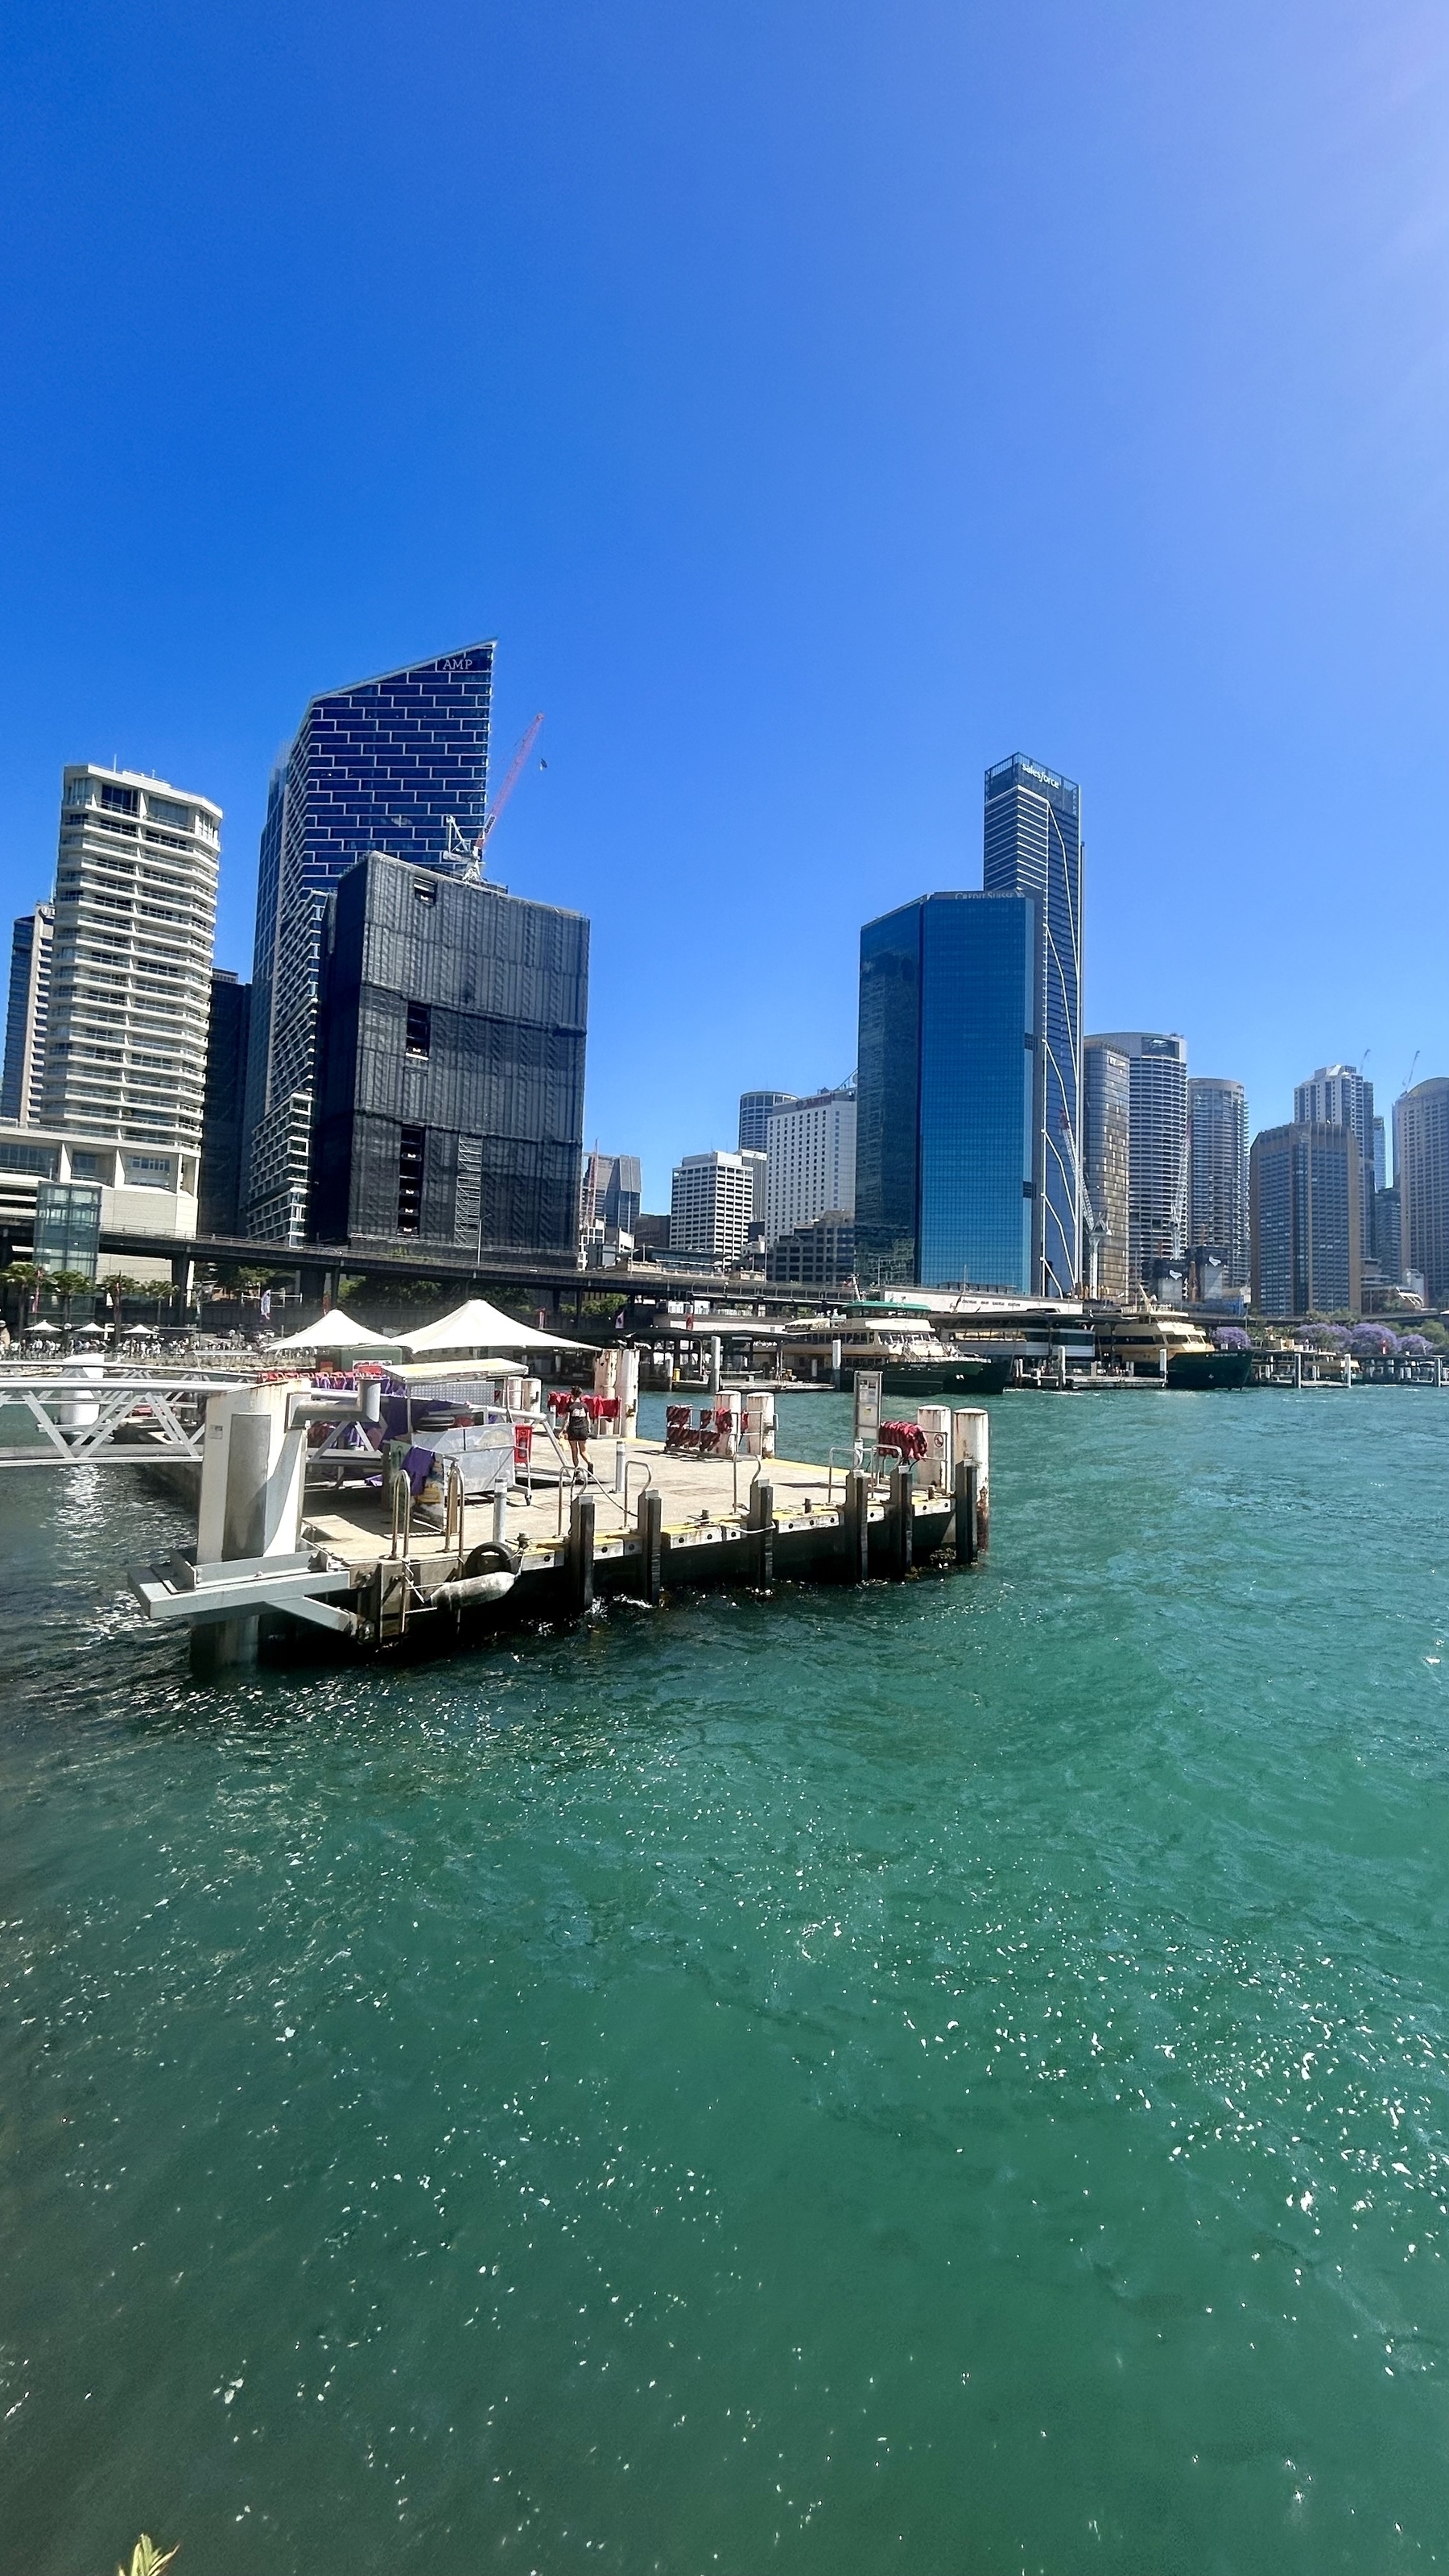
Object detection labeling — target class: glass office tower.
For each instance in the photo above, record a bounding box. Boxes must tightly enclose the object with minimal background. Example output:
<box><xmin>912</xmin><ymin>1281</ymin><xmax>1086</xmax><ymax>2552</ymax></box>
<box><xmin>1294</xmin><ymin>1063</ymin><xmax>1377</xmax><ymax>1262</ymax></box>
<box><xmin>1250</xmin><ymin>1121</ymin><xmax>1361</xmax><ymax>1318</ymax></box>
<box><xmin>242</xmin><ymin>642</ymin><xmax>494</xmax><ymax>1243</ymax></box>
<box><xmin>1187</xmin><ymin>1075</ymin><xmax>1249</xmax><ymax>1287</ymax></box>
<box><xmin>737</xmin><ymin>1090</ymin><xmax>795</xmax><ymax>1155</ymax></box>
<box><xmin>1394</xmin><ymin>1079</ymin><xmax>1449</xmax><ymax>1307</ymax></box>
<box><xmin>2</xmin><ymin>902</ymin><xmax>53</xmax><ymax>1125</ymax></box>
<box><xmin>856</xmin><ymin>891</ymin><xmax>1038</xmax><ymax>1291</ymax></box>
<box><xmin>1091</xmin><ymin>1030</ymin><xmax>1189</xmax><ymax>1293</ymax></box>
<box><xmin>983</xmin><ymin>754</ymin><xmax>1083</xmax><ymax>1294</ymax></box>
<box><xmin>1083</xmin><ymin>1040</ymin><xmax>1130</xmax><ymax>1300</ymax></box>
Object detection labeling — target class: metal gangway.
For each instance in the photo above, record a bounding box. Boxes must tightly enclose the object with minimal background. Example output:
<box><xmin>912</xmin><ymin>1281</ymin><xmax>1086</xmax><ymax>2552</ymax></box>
<box><xmin>0</xmin><ymin>1369</ymin><xmax>253</xmax><ymax>1468</ymax></box>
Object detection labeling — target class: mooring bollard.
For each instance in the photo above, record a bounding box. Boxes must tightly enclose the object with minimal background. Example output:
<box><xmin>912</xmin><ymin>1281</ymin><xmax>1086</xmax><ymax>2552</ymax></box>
<box><xmin>638</xmin><ymin>1484</ymin><xmax>664</xmax><ymax>1605</ymax></box>
<box><xmin>749</xmin><ymin>1476</ymin><xmax>774</xmax><ymax>1591</ymax></box>
<box><xmin>843</xmin><ymin>1468</ymin><xmax>870</xmax><ymax>1584</ymax></box>
<box><xmin>568</xmin><ymin>1488</ymin><xmax>596</xmax><ymax>1617</ymax></box>
<box><xmin>954</xmin><ymin>1456</ymin><xmax>979</xmax><ymax>1564</ymax></box>
<box><xmin>889</xmin><ymin>1462</ymin><xmax>914</xmax><ymax>1577</ymax></box>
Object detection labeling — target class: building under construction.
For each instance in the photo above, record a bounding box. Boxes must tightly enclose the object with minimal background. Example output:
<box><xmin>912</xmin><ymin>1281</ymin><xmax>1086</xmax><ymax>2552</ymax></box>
<box><xmin>310</xmin><ymin>849</ymin><xmax>588</xmax><ymax>1261</ymax></box>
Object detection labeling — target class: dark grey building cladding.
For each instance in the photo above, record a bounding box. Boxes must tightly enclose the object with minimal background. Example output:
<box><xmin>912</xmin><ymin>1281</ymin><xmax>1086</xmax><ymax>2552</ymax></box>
<box><xmin>311</xmin><ymin>851</ymin><xmax>588</xmax><ymax>1256</ymax></box>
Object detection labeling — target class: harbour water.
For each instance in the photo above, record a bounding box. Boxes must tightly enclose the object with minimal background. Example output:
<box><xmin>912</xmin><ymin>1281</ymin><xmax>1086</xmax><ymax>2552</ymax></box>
<box><xmin>2</xmin><ymin>1390</ymin><xmax>1447</xmax><ymax>2572</ymax></box>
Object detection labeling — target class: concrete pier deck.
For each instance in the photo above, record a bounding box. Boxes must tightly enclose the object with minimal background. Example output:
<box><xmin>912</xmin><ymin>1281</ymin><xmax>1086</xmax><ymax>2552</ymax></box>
<box><xmin>287</xmin><ymin>1435</ymin><xmax>968</xmax><ymax>1642</ymax></box>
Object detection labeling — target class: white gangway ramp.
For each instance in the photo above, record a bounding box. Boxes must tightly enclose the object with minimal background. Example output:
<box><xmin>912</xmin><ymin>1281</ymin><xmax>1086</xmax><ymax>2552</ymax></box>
<box><xmin>0</xmin><ymin>1368</ymin><xmax>251</xmax><ymax>1467</ymax></box>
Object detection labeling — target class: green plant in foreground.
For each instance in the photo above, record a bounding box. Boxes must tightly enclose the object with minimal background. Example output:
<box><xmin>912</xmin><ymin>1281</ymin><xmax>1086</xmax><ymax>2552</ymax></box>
<box><xmin>118</xmin><ymin>2538</ymin><xmax>177</xmax><ymax>2576</ymax></box>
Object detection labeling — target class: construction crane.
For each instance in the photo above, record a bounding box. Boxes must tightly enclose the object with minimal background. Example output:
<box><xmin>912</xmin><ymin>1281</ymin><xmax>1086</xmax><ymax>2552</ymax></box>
<box><xmin>1402</xmin><ymin>1050</ymin><xmax>1420</xmax><ymax>1098</ymax></box>
<box><xmin>443</xmin><ymin>712</ymin><xmax>546</xmax><ymax>879</ymax></box>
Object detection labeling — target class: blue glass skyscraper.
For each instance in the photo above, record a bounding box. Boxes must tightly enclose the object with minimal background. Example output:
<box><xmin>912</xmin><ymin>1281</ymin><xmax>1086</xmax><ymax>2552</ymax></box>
<box><xmin>983</xmin><ymin>755</ymin><xmax>1083</xmax><ymax>1295</ymax></box>
<box><xmin>241</xmin><ymin>642</ymin><xmax>494</xmax><ymax>1241</ymax></box>
<box><xmin>855</xmin><ymin>892</ymin><xmax>1039</xmax><ymax>1291</ymax></box>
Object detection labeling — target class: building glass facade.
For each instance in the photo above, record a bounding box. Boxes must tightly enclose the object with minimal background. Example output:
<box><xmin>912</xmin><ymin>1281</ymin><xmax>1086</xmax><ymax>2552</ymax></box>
<box><xmin>855</xmin><ymin>893</ymin><xmax>1038</xmax><ymax>1292</ymax></box>
<box><xmin>1250</xmin><ymin>1121</ymin><xmax>1361</xmax><ymax>1318</ymax></box>
<box><xmin>737</xmin><ymin>1090</ymin><xmax>796</xmax><ymax>1156</ymax></box>
<box><xmin>1294</xmin><ymin>1065</ymin><xmax>1376</xmax><ymax>1265</ymax></box>
<box><xmin>242</xmin><ymin>643</ymin><xmax>495</xmax><ymax>1243</ymax></box>
<box><xmin>309</xmin><ymin>850</ymin><xmax>587</xmax><ymax>1258</ymax></box>
<box><xmin>1187</xmin><ymin>1076</ymin><xmax>1249</xmax><ymax>1287</ymax></box>
<box><xmin>1083</xmin><ymin>1042</ymin><xmax>1130</xmax><ymax>1300</ymax></box>
<box><xmin>581</xmin><ymin>1152</ymin><xmax>642</xmax><ymax>1244</ymax></box>
<box><xmin>1091</xmin><ymin>1032</ymin><xmax>1188</xmax><ymax>1293</ymax></box>
<box><xmin>33</xmin><ymin>1179</ymin><xmax>102</xmax><ymax>1281</ymax></box>
<box><xmin>2</xmin><ymin>904</ymin><xmax>54</xmax><ymax>1126</ymax></box>
<box><xmin>1393</xmin><ymin>1080</ymin><xmax>1449</xmax><ymax>1308</ymax></box>
<box><xmin>198</xmin><ymin>970</ymin><xmax>251</xmax><ymax>1237</ymax></box>
<box><xmin>983</xmin><ymin>755</ymin><xmax>1083</xmax><ymax>1294</ymax></box>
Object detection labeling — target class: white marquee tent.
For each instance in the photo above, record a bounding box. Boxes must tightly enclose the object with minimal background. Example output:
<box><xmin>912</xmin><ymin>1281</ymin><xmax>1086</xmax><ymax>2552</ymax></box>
<box><xmin>270</xmin><ymin>1307</ymin><xmax>405</xmax><ymax>1356</ymax></box>
<box><xmin>398</xmin><ymin>1297</ymin><xmax>591</xmax><ymax>1357</ymax></box>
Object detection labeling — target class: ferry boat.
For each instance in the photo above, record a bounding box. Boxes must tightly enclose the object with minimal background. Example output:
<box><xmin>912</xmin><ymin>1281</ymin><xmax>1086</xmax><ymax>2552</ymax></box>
<box><xmin>1093</xmin><ymin>1311</ymin><xmax>1252</xmax><ymax>1390</ymax></box>
<box><xmin>780</xmin><ymin>1305</ymin><xmax>1012</xmax><ymax>1397</ymax></box>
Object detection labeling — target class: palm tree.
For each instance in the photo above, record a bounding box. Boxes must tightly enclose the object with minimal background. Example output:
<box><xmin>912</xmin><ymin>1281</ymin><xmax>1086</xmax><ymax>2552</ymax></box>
<box><xmin>0</xmin><ymin>1261</ymin><xmax>43</xmax><ymax>1335</ymax></box>
<box><xmin>48</xmin><ymin>1269</ymin><xmax>95</xmax><ymax>1329</ymax></box>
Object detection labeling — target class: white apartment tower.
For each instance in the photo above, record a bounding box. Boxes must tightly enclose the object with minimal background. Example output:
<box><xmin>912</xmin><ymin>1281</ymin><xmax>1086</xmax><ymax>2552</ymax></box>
<box><xmin>670</xmin><ymin>1150</ymin><xmax>754</xmax><ymax>1263</ymax></box>
<box><xmin>765</xmin><ymin>1088</ymin><xmax>857</xmax><ymax>1247</ymax></box>
<box><xmin>41</xmin><ymin>766</ymin><xmax>221</xmax><ymax>1154</ymax></box>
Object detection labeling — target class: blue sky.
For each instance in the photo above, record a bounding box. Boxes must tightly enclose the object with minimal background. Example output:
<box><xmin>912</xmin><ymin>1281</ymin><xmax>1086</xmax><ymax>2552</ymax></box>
<box><xmin>2</xmin><ymin>1</ymin><xmax>1445</xmax><ymax>1208</ymax></box>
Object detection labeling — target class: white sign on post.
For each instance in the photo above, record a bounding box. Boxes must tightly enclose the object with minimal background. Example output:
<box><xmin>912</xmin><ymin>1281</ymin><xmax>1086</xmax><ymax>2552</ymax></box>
<box><xmin>852</xmin><ymin>1368</ymin><xmax>882</xmax><ymax>1464</ymax></box>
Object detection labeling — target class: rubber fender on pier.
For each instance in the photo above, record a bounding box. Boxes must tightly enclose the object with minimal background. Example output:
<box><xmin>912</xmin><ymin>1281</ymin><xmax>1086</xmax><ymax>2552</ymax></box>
<box><xmin>436</xmin><ymin>1540</ymin><xmax>519</xmax><ymax>1609</ymax></box>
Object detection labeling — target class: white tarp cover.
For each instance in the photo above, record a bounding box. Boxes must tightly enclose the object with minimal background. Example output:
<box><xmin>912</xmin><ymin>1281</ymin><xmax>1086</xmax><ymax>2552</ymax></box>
<box><xmin>270</xmin><ymin>1307</ymin><xmax>403</xmax><ymax>1353</ymax></box>
<box><xmin>399</xmin><ymin>1297</ymin><xmax>589</xmax><ymax>1356</ymax></box>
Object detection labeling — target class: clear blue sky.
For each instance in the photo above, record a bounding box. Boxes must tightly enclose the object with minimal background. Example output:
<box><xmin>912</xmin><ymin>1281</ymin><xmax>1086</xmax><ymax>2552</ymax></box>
<box><xmin>2</xmin><ymin>2</ymin><xmax>1445</xmax><ymax>1208</ymax></box>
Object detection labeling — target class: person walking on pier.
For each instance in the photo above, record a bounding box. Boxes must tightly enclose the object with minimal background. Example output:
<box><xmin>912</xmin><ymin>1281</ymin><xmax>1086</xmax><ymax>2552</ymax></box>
<box><xmin>565</xmin><ymin>1393</ymin><xmax>593</xmax><ymax>1480</ymax></box>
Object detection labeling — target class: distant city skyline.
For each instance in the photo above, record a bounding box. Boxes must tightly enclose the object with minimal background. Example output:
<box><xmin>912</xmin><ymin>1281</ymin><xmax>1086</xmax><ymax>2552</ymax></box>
<box><xmin>1</xmin><ymin>6</ymin><xmax>1442</xmax><ymax>1203</ymax></box>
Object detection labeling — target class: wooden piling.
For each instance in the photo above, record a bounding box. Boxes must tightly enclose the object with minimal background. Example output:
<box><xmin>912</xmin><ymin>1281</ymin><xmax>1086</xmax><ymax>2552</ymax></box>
<box><xmin>843</xmin><ymin>1468</ymin><xmax>870</xmax><ymax>1584</ymax></box>
<box><xmin>954</xmin><ymin>1457</ymin><xmax>978</xmax><ymax>1564</ymax></box>
<box><xmin>638</xmin><ymin>1484</ymin><xmax>663</xmax><ymax>1604</ymax></box>
<box><xmin>889</xmin><ymin>1463</ymin><xmax>914</xmax><ymax>1577</ymax></box>
<box><xmin>568</xmin><ymin>1488</ymin><xmax>596</xmax><ymax>1617</ymax></box>
<box><xmin>749</xmin><ymin>1476</ymin><xmax>774</xmax><ymax>1591</ymax></box>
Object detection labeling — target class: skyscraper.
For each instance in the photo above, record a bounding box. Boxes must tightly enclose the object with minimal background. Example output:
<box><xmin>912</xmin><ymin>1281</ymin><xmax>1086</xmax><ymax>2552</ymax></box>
<box><xmin>670</xmin><ymin>1152</ymin><xmax>755</xmax><ymax>1264</ymax></box>
<box><xmin>765</xmin><ymin>1088</ymin><xmax>856</xmax><ymax>1247</ymax></box>
<box><xmin>310</xmin><ymin>848</ymin><xmax>588</xmax><ymax>1257</ymax></box>
<box><xmin>738</xmin><ymin>1090</ymin><xmax>796</xmax><ymax>1155</ymax></box>
<box><xmin>198</xmin><ymin>970</ymin><xmax>252</xmax><ymax>1237</ymax></box>
<box><xmin>1082</xmin><ymin>1040</ymin><xmax>1130</xmax><ymax>1301</ymax></box>
<box><xmin>42</xmin><ymin>766</ymin><xmax>221</xmax><ymax>1153</ymax></box>
<box><xmin>1187</xmin><ymin>1076</ymin><xmax>1249</xmax><ymax>1288</ymax></box>
<box><xmin>1090</xmin><ymin>1032</ymin><xmax>1188</xmax><ymax>1294</ymax></box>
<box><xmin>855</xmin><ymin>891</ymin><xmax>1038</xmax><ymax>1293</ymax></box>
<box><xmin>242</xmin><ymin>642</ymin><xmax>495</xmax><ymax>1244</ymax></box>
<box><xmin>2</xmin><ymin>902</ymin><xmax>53</xmax><ymax>1125</ymax></box>
<box><xmin>1294</xmin><ymin>1064</ymin><xmax>1376</xmax><ymax>1265</ymax></box>
<box><xmin>1393</xmin><ymin>1079</ymin><xmax>1449</xmax><ymax>1308</ymax></box>
<box><xmin>581</xmin><ymin>1152</ymin><xmax>642</xmax><ymax>1246</ymax></box>
<box><xmin>983</xmin><ymin>755</ymin><xmax>1083</xmax><ymax>1295</ymax></box>
<box><xmin>1251</xmin><ymin>1122</ymin><xmax>1361</xmax><ymax>1318</ymax></box>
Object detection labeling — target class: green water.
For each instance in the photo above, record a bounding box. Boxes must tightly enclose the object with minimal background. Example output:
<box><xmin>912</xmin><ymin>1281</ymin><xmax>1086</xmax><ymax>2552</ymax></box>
<box><xmin>2</xmin><ymin>1391</ymin><xmax>1448</xmax><ymax>2573</ymax></box>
